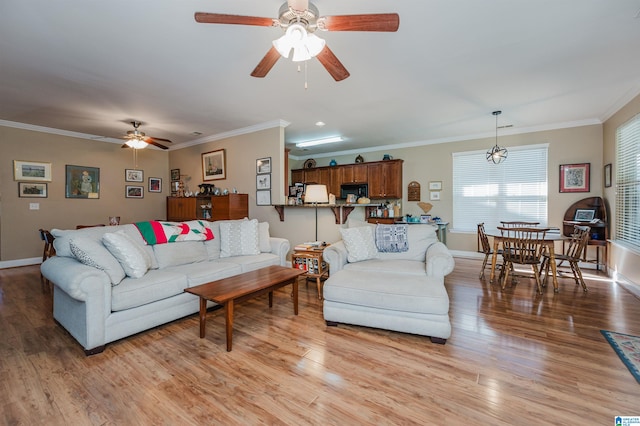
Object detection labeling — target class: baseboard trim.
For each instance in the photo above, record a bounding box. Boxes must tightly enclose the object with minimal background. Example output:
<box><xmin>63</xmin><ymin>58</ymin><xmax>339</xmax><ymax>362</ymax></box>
<box><xmin>0</xmin><ymin>257</ymin><xmax>41</xmax><ymax>269</ymax></box>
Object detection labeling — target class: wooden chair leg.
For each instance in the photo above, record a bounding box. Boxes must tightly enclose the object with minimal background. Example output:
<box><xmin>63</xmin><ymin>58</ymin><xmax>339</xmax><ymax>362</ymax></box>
<box><xmin>571</xmin><ymin>261</ymin><xmax>589</xmax><ymax>292</ymax></box>
<box><xmin>501</xmin><ymin>261</ymin><xmax>511</xmax><ymax>289</ymax></box>
<box><xmin>532</xmin><ymin>265</ymin><xmax>543</xmax><ymax>294</ymax></box>
<box><xmin>480</xmin><ymin>254</ymin><xmax>489</xmax><ymax>279</ymax></box>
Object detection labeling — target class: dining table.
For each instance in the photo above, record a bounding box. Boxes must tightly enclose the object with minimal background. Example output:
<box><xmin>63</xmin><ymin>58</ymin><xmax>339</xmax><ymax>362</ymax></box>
<box><xmin>487</xmin><ymin>228</ymin><xmax>564</xmax><ymax>292</ymax></box>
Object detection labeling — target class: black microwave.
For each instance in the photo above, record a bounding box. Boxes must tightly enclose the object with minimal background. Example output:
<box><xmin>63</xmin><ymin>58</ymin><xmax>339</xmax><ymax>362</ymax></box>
<box><xmin>340</xmin><ymin>183</ymin><xmax>368</xmax><ymax>199</ymax></box>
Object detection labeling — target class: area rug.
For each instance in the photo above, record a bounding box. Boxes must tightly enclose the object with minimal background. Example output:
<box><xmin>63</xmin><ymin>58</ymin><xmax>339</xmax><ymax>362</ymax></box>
<box><xmin>601</xmin><ymin>330</ymin><xmax>640</xmax><ymax>384</ymax></box>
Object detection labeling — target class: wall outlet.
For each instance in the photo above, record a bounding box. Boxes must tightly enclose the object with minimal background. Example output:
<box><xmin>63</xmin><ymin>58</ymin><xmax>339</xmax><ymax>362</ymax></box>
<box><xmin>29</xmin><ymin>203</ymin><xmax>39</xmax><ymax>210</ymax></box>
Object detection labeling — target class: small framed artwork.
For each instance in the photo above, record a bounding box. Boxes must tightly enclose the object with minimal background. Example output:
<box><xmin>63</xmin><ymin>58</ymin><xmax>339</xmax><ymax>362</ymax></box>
<box><xmin>202</xmin><ymin>149</ymin><xmax>226</xmax><ymax>181</ymax></box>
<box><xmin>560</xmin><ymin>163</ymin><xmax>590</xmax><ymax>193</ymax></box>
<box><xmin>256</xmin><ymin>157</ymin><xmax>271</xmax><ymax>174</ymax></box>
<box><xmin>149</xmin><ymin>177</ymin><xmax>162</xmax><ymax>193</ymax></box>
<box><xmin>429</xmin><ymin>181</ymin><xmax>442</xmax><ymax>191</ymax></box>
<box><xmin>66</xmin><ymin>165</ymin><xmax>100</xmax><ymax>198</ymax></box>
<box><xmin>125</xmin><ymin>169</ymin><xmax>143</xmax><ymax>182</ymax></box>
<box><xmin>604</xmin><ymin>163</ymin><xmax>612</xmax><ymax>188</ymax></box>
<box><xmin>18</xmin><ymin>182</ymin><xmax>47</xmax><ymax>198</ymax></box>
<box><xmin>14</xmin><ymin>160</ymin><xmax>52</xmax><ymax>182</ymax></box>
<box><xmin>171</xmin><ymin>168</ymin><xmax>180</xmax><ymax>181</ymax></box>
<box><xmin>126</xmin><ymin>185</ymin><xmax>144</xmax><ymax>198</ymax></box>
<box><xmin>574</xmin><ymin>208</ymin><xmax>596</xmax><ymax>222</ymax></box>
<box><xmin>429</xmin><ymin>191</ymin><xmax>441</xmax><ymax>201</ymax></box>
<box><xmin>256</xmin><ymin>190</ymin><xmax>271</xmax><ymax>206</ymax></box>
<box><xmin>257</xmin><ymin>174</ymin><xmax>271</xmax><ymax>190</ymax></box>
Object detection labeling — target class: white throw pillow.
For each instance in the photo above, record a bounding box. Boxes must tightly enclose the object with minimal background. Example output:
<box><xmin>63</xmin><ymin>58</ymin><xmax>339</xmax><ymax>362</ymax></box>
<box><xmin>69</xmin><ymin>236</ymin><xmax>126</xmax><ymax>285</ymax></box>
<box><xmin>102</xmin><ymin>231</ymin><xmax>152</xmax><ymax>278</ymax></box>
<box><xmin>259</xmin><ymin>222</ymin><xmax>271</xmax><ymax>253</ymax></box>
<box><xmin>219</xmin><ymin>219</ymin><xmax>260</xmax><ymax>258</ymax></box>
<box><xmin>340</xmin><ymin>226</ymin><xmax>378</xmax><ymax>263</ymax></box>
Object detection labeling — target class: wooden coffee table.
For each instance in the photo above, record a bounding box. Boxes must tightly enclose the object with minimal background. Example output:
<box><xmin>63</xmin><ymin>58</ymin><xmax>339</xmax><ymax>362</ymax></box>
<box><xmin>184</xmin><ymin>265</ymin><xmax>306</xmax><ymax>351</ymax></box>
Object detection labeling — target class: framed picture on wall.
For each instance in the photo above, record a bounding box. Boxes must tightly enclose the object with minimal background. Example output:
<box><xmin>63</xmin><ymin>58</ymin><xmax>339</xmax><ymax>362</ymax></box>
<box><xmin>171</xmin><ymin>168</ymin><xmax>180</xmax><ymax>181</ymax></box>
<box><xmin>149</xmin><ymin>177</ymin><xmax>162</xmax><ymax>193</ymax></box>
<box><xmin>256</xmin><ymin>157</ymin><xmax>271</xmax><ymax>174</ymax></box>
<box><xmin>256</xmin><ymin>190</ymin><xmax>271</xmax><ymax>206</ymax></box>
<box><xmin>256</xmin><ymin>174</ymin><xmax>271</xmax><ymax>190</ymax></box>
<box><xmin>14</xmin><ymin>160</ymin><xmax>52</xmax><ymax>181</ymax></box>
<box><xmin>202</xmin><ymin>149</ymin><xmax>226</xmax><ymax>181</ymax></box>
<box><xmin>559</xmin><ymin>163</ymin><xmax>590</xmax><ymax>193</ymax></box>
<box><xmin>65</xmin><ymin>165</ymin><xmax>100</xmax><ymax>199</ymax></box>
<box><xmin>125</xmin><ymin>169</ymin><xmax>143</xmax><ymax>182</ymax></box>
<box><xmin>18</xmin><ymin>182</ymin><xmax>47</xmax><ymax>198</ymax></box>
<box><xmin>126</xmin><ymin>185</ymin><xmax>144</xmax><ymax>198</ymax></box>
<box><xmin>604</xmin><ymin>163</ymin><xmax>612</xmax><ymax>188</ymax></box>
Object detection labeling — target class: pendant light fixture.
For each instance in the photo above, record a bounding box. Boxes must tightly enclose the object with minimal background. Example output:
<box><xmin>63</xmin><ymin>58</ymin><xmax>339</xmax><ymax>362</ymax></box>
<box><xmin>486</xmin><ymin>110</ymin><xmax>508</xmax><ymax>164</ymax></box>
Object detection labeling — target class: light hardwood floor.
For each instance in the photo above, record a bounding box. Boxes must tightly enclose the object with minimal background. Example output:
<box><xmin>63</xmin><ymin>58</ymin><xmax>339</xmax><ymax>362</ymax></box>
<box><xmin>1</xmin><ymin>260</ymin><xmax>639</xmax><ymax>425</ymax></box>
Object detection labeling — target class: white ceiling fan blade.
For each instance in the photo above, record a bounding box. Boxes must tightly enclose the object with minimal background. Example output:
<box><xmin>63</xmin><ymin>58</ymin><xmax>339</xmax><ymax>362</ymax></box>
<box><xmin>288</xmin><ymin>0</ymin><xmax>309</xmax><ymax>13</ymax></box>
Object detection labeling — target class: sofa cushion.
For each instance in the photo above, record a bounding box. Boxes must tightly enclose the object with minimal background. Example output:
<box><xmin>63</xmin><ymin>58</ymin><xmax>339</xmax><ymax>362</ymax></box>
<box><xmin>69</xmin><ymin>236</ymin><xmax>126</xmax><ymax>285</ymax></box>
<box><xmin>102</xmin><ymin>231</ymin><xmax>152</xmax><ymax>278</ymax></box>
<box><xmin>153</xmin><ymin>241</ymin><xmax>208</xmax><ymax>269</ymax></box>
<box><xmin>343</xmin><ymin>259</ymin><xmax>427</xmax><ymax>276</ymax></box>
<box><xmin>323</xmin><ymin>270</ymin><xmax>449</xmax><ymax>315</ymax></box>
<box><xmin>340</xmin><ymin>226</ymin><xmax>378</xmax><ymax>263</ymax></box>
<box><xmin>163</xmin><ymin>261</ymin><xmax>242</xmax><ymax>287</ymax></box>
<box><xmin>258</xmin><ymin>221</ymin><xmax>271</xmax><ymax>253</ymax></box>
<box><xmin>375</xmin><ymin>224</ymin><xmax>409</xmax><ymax>253</ymax></box>
<box><xmin>111</xmin><ymin>269</ymin><xmax>188</xmax><ymax>311</ymax></box>
<box><xmin>221</xmin><ymin>253</ymin><xmax>281</xmax><ymax>273</ymax></box>
<box><xmin>377</xmin><ymin>224</ymin><xmax>438</xmax><ymax>261</ymax></box>
<box><xmin>220</xmin><ymin>218</ymin><xmax>260</xmax><ymax>258</ymax></box>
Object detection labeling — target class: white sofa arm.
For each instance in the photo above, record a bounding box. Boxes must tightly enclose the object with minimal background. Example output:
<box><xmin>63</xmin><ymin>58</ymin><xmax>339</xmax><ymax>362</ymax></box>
<box><xmin>41</xmin><ymin>256</ymin><xmax>112</xmax><ymax>302</ymax></box>
<box><xmin>324</xmin><ymin>241</ymin><xmax>349</xmax><ymax>272</ymax></box>
<box><xmin>269</xmin><ymin>237</ymin><xmax>291</xmax><ymax>267</ymax></box>
<box><xmin>425</xmin><ymin>242</ymin><xmax>455</xmax><ymax>277</ymax></box>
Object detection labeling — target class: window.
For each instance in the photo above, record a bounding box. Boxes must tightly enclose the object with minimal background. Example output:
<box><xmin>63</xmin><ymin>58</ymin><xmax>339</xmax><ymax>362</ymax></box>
<box><xmin>453</xmin><ymin>144</ymin><xmax>548</xmax><ymax>232</ymax></box>
<box><xmin>615</xmin><ymin>113</ymin><xmax>640</xmax><ymax>251</ymax></box>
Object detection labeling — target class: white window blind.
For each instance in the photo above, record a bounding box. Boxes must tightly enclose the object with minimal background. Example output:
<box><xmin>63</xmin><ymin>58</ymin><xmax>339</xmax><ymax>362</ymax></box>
<box><xmin>453</xmin><ymin>144</ymin><xmax>548</xmax><ymax>232</ymax></box>
<box><xmin>615</xmin><ymin>113</ymin><xmax>640</xmax><ymax>250</ymax></box>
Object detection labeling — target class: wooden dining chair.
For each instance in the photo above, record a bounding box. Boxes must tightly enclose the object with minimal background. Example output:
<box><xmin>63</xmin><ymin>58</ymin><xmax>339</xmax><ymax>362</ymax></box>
<box><xmin>541</xmin><ymin>225</ymin><xmax>590</xmax><ymax>292</ymax></box>
<box><xmin>39</xmin><ymin>229</ymin><xmax>56</xmax><ymax>292</ymax></box>
<box><xmin>498</xmin><ymin>226</ymin><xmax>549</xmax><ymax>294</ymax></box>
<box><xmin>500</xmin><ymin>221</ymin><xmax>541</xmax><ymax>228</ymax></box>
<box><xmin>478</xmin><ymin>223</ymin><xmax>506</xmax><ymax>279</ymax></box>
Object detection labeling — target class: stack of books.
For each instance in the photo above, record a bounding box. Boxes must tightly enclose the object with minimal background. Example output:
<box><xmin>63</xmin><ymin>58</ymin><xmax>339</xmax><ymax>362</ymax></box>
<box><xmin>294</xmin><ymin>241</ymin><xmax>323</xmax><ymax>251</ymax></box>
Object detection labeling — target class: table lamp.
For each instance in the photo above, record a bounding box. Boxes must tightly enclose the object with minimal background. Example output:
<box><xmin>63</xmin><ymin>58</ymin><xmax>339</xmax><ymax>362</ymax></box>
<box><xmin>304</xmin><ymin>184</ymin><xmax>329</xmax><ymax>241</ymax></box>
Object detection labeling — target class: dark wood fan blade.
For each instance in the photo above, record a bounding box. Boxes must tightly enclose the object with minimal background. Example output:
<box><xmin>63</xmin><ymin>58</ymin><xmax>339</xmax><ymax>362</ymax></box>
<box><xmin>194</xmin><ymin>12</ymin><xmax>274</xmax><ymax>27</ymax></box>
<box><xmin>316</xmin><ymin>45</ymin><xmax>350</xmax><ymax>81</ymax></box>
<box><xmin>251</xmin><ymin>47</ymin><xmax>281</xmax><ymax>78</ymax></box>
<box><xmin>145</xmin><ymin>136</ymin><xmax>172</xmax><ymax>144</ymax></box>
<box><xmin>321</xmin><ymin>14</ymin><xmax>399</xmax><ymax>32</ymax></box>
<box><xmin>148</xmin><ymin>140</ymin><xmax>169</xmax><ymax>150</ymax></box>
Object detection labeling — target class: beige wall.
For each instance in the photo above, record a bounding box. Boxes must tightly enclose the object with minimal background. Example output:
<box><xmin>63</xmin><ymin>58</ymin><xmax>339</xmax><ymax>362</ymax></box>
<box><xmin>603</xmin><ymin>92</ymin><xmax>640</xmax><ymax>284</ymax></box>
<box><xmin>289</xmin><ymin>124</ymin><xmax>604</xmax><ymax>254</ymax></box>
<box><xmin>0</xmin><ymin>125</ymin><xmax>169</xmax><ymax>263</ymax></box>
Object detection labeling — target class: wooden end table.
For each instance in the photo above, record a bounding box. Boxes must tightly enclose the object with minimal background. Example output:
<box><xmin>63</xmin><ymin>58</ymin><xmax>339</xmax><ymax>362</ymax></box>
<box><xmin>292</xmin><ymin>245</ymin><xmax>329</xmax><ymax>299</ymax></box>
<box><xmin>184</xmin><ymin>265</ymin><xmax>306</xmax><ymax>351</ymax></box>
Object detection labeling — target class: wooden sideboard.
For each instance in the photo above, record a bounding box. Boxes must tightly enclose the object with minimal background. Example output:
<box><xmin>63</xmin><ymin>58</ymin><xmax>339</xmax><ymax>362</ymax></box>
<box><xmin>291</xmin><ymin>159</ymin><xmax>403</xmax><ymax>199</ymax></box>
<box><xmin>166</xmin><ymin>194</ymin><xmax>248</xmax><ymax>222</ymax></box>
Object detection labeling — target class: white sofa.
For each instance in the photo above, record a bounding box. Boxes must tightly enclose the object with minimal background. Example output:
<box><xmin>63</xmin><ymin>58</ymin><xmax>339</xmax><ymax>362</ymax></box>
<box><xmin>322</xmin><ymin>221</ymin><xmax>455</xmax><ymax>343</ymax></box>
<box><xmin>40</xmin><ymin>219</ymin><xmax>289</xmax><ymax>355</ymax></box>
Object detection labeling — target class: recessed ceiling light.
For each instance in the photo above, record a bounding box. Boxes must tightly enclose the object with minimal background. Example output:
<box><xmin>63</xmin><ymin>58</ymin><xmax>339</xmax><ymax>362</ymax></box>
<box><xmin>315</xmin><ymin>121</ymin><xmax>325</xmax><ymax>127</ymax></box>
<box><xmin>295</xmin><ymin>136</ymin><xmax>343</xmax><ymax>148</ymax></box>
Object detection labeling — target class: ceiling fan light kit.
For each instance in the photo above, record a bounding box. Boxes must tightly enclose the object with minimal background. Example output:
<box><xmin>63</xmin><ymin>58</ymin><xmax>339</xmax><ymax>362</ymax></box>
<box><xmin>194</xmin><ymin>0</ymin><xmax>399</xmax><ymax>81</ymax></box>
<box><xmin>486</xmin><ymin>110</ymin><xmax>508</xmax><ymax>164</ymax></box>
<box><xmin>121</xmin><ymin>121</ymin><xmax>172</xmax><ymax>150</ymax></box>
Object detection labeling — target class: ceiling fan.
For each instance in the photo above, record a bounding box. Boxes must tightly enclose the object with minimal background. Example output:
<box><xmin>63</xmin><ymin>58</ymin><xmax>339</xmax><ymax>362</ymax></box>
<box><xmin>121</xmin><ymin>121</ymin><xmax>172</xmax><ymax>150</ymax></box>
<box><xmin>194</xmin><ymin>0</ymin><xmax>399</xmax><ymax>81</ymax></box>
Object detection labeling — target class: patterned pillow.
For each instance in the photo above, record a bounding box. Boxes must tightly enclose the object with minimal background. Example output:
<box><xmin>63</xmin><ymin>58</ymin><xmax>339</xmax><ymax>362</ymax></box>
<box><xmin>102</xmin><ymin>231</ymin><xmax>152</xmax><ymax>278</ymax></box>
<box><xmin>340</xmin><ymin>226</ymin><xmax>378</xmax><ymax>263</ymax></box>
<box><xmin>219</xmin><ymin>219</ymin><xmax>260</xmax><ymax>258</ymax></box>
<box><xmin>69</xmin><ymin>236</ymin><xmax>126</xmax><ymax>285</ymax></box>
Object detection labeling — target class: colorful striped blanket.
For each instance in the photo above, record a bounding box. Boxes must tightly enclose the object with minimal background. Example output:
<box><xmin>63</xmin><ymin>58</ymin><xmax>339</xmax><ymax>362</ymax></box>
<box><xmin>134</xmin><ymin>220</ymin><xmax>214</xmax><ymax>245</ymax></box>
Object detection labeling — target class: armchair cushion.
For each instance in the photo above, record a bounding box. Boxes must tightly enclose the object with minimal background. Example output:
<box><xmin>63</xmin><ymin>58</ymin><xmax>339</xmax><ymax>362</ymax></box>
<box><xmin>69</xmin><ymin>236</ymin><xmax>126</xmax><ymax>285</ymax></box>
<box><xmin>339</xmin><ymin>226</ymin><xmax>378</xmax><ymax>263</ymax></box>
<box><xmin>102</xmin><ymin>231</ymin><xmax>152</xmax><ymax>278</ymax></box>
<box><xmin>219</xmin><ymin>218</ymin><xmax>260</xmax><ymax>258</ymax></box>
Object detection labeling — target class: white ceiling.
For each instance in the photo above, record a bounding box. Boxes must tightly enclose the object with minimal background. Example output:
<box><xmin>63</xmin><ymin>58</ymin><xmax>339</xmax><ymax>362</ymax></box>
<box><xmin>1</xmin><ymin>0</ymin><xmax>640</xmax><ymax>157</ymax></box>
